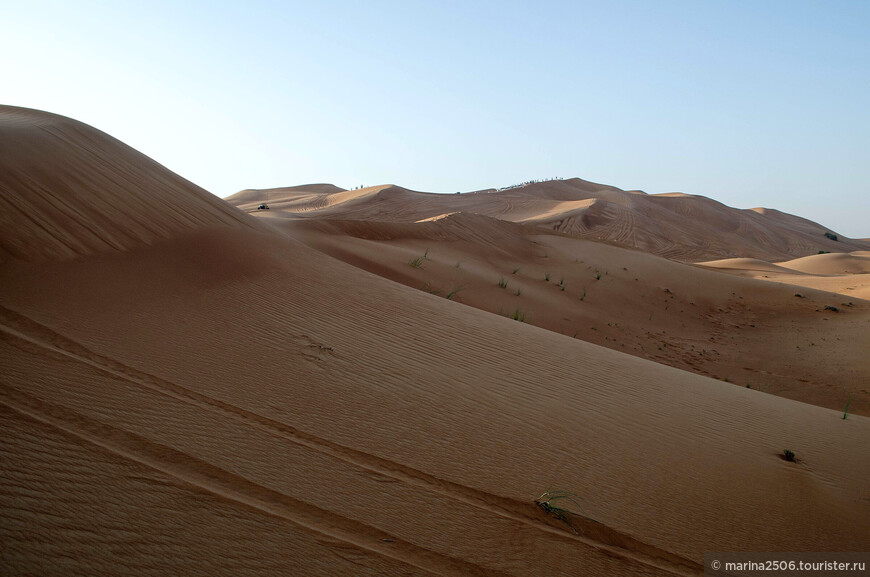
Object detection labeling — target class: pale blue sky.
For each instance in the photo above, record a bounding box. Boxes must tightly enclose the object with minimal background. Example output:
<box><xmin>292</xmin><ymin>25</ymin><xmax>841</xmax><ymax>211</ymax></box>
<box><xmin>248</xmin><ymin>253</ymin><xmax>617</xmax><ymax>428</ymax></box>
<box><xmin>3</xmin><ymin>1</ymin><xmax>868</xmax><ymax>237</ymax></box>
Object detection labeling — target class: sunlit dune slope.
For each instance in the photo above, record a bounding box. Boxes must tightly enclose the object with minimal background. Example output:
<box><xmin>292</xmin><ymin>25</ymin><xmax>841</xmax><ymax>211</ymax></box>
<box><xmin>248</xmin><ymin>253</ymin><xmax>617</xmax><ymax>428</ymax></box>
<box><xmin>776</xmin><ymin>251</ymin><xmax>870</xmax><ymax>275</ymax></box>
<box><xmin>700</xmin><ymin>251</ymin><xmax>870</xmax><ymax>301</ymax></box>
<box><xmin>229</xmin><ymin>180</ymin><xmax>870</xmax><ymax>262</ymax></box>
<box><xmin>2</xmin><ymin>108</ymin><xmax>869</xmax><ymax>576</ymax></box>
<box><xmin>697</xmin><ymin>257</ymin><xmax>809</xmax><ymax>276</ymax></box>
<box><xmin>0</xmin><ymin>106</ymin><xmax>256</xmax><ymax>262</ymax></box>
<box><xmin>230</xmin><ymin>183</ymin><xmax>349</xmax><ymax>212</ymax></box>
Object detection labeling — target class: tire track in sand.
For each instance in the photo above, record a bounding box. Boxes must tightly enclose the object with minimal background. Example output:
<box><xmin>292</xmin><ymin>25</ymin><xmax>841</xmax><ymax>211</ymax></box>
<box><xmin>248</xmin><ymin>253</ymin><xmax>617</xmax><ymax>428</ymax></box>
<box><xmin>0</xmin><ymin>305</ymin><xmax>700</xmax><ymax>576</ymax></box>
<box><xmin>0</xmin><ymin>384</ymin><xmax>480</xmax><ymax>577</ymax></box>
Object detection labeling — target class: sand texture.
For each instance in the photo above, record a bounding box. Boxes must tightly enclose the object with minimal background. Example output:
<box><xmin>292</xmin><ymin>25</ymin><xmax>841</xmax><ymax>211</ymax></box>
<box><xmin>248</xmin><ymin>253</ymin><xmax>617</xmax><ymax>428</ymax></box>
<box><xmin>3</xmin><ymin>106</ymin><xmax>869</xmax><ymax>576</ymax></box>
<box><xmin>243</xmin><ymin>206</ymin><xmax>870</xmax><ymax>417</ymax></box>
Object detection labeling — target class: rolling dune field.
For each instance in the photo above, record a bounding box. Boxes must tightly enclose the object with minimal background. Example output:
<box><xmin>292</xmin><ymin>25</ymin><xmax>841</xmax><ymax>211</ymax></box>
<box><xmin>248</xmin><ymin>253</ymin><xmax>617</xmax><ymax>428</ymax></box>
<box><xmin>2</xmin><ymin>106</ymin><xmax>868</xmax><ymax>576</ymax></box>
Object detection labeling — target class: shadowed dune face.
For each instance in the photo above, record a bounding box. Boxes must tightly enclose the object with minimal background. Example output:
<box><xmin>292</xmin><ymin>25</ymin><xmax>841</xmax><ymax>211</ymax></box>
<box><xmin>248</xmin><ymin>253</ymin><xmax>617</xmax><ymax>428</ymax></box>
<box><xmin>2</xmin><ymin>107</ymin><xmax>870</xmax><ymax>576</ymax></box>
<box><xmin>229</xmin><ymin>180</ymin><xmax>870</xmax><ymax>262</ymax></box>
<box><xmin>0</xmin><ymin>106</ymin><xmax>255</xmax><ymax>263</ymax></box>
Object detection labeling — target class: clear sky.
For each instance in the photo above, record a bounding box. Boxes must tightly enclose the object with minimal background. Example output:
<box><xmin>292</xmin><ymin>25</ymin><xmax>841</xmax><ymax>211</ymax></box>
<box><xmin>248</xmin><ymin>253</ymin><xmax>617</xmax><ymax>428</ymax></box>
<box><xmin>3</xmin><ymin>0</ymin><xmax>869</xmax><ymax>237</ymax></box>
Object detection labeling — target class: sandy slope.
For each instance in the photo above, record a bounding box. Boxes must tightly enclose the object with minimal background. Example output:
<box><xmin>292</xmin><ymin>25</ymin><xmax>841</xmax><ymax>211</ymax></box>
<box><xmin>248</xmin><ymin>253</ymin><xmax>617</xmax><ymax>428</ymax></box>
<box><xmin>0</xmin><ymin>106</ymin><xmax>254</xmax><ymax>262</ymax></box>
<box><xmin>228</xmin><ymin>181</ymin><xmax>870</xmax><ymax>262</ymax></box>
<box><xmin>700</xmin><ymin>252</ymin><xmax>870</xmax><ymax>300</ymax></box>
<box><xmin>277</xmin><ymin>215</ymin><xmax>870</xmax><ymax>417</ymax></box>
<box><xmin>697</xmin><ymin>257</ymin><xmax>808</xmax><ymax>276</ymax></box>
<box><xmin>2</xmin><ymin>107</ymin><xmax>869</xmax><ymax>576</ymax></box>
<box><xmin>776</xmin><ymin>251</ymin><xmax>870</xmax><ymax>275</ymax></box>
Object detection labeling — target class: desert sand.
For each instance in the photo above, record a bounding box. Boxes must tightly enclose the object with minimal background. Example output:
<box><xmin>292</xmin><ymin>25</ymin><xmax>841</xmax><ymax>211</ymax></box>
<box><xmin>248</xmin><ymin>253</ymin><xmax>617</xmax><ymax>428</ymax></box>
<box><xmin>232</xmin><ymin>184</ymin><xmax>870</xmax><ymax>417</ymax></box>
<box><xmin>231</xmin><ymin>181</ymin><xmax>870</xmax><ymax>263</ymax></box>
<box><xmin>700</xmin><ymin>252</ymin><xmax>870</xmax><ymax>301</ymax></box>
<box><xmin>2</xmin><ymin>106</ymin><xmax>869</xmax><ymax>576</ymax></box>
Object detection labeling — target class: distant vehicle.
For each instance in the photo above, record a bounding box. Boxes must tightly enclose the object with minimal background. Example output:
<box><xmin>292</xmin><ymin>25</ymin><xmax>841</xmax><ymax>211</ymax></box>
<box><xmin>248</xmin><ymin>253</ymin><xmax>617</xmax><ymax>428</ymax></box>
<box><xmin>257</xmin><ymin>203</ymin><xmax>270</xmax><ymax>210</ymax></box>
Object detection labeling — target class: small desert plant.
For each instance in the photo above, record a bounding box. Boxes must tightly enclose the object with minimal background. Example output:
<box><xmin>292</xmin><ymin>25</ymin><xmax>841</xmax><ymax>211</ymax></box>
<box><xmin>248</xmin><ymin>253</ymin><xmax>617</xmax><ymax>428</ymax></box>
<box><xmin>446</xmin><ymin>287</ymin><xmax>462</xmax><ymax>300</ymax></box>
<box><xmin>515</xmin><ymin>288</ymin><xmax>522</xmax><ymax>296</ymax></box>
<box><xmin>595</xmin><ymin>272</ymin><xmax>601</xmax><ymax>280</ymax></box>
<box><xmin>454</xmin><ymin>261</ymin><xmax>462</xmax><ymax>268</ymax></box>
<box><xmin>580</xmin><ymin>287</ymin><xmax>586</xmax><ymax>301</ymax></box>
<box><xmin>500</xmin><ymin>308</ymin><xmax>526</xmax><ymax>321</ymax></box>
<box><xmin>783</xmin><ymin>449</ymin><xmax>796</xmax><ymax>462</ymax></box>
<box><xmin>409</xmin><ymin>257</ymin><xmax>424</xmax><ymax>269</ymax></box>
<box><xmin>535</xmin><ymin>489</ymin><xmax>585</xmax><ymax>534</ymax></box>
<box><xmin>545</xmin><ymin>273</ymin><xmax>551</xmax><ymax>282</ymax></box>
<box><xmin>423</xmin><ymin>248</ymin><xmax>430</xmax><ymax>259</ymax></box>
<box><xmin>420</xmin><ymin>282</ymin><xmax>440</xmax><ymax>295</ymax></box>
<box><xmin>512</xmin><ymin>267</ymin><xmax>520</xmax><ymax>274</ymax></box>
<box><xmin>498</xmin><ymin>277</ymin><xmax>508</xmax><ymax>288</ymax></box>
<box><xmin>843</xmin><ymin>400</ymin><xmax>851</xmax><ymax>420</ymax></box>
<box><xmin>497</xmin><ymin>308</ymin><xmax>525</xmax><ymax>322</ymax></box>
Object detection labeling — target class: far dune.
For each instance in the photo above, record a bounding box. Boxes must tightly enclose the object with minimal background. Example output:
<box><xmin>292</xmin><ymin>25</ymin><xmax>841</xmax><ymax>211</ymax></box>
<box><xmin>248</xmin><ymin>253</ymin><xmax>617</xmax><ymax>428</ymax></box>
<box><xmin>701</xmin><ymin>252</ymin><xmax>870</xmax><ymax>300</ymax></box>
<box><xmin>228</xmin><ymin>181</ymin><xmax>870</xmax><ymax>262</ymax></box>
<box><xmin>696</xmin><ymin>257</ymin><xmax>809</xmax><ymax>276</ymax></box>
<box><xmin>776</xmin><ymin>251</ymin><xmax>870</xmax><ymax>275</ymax></box>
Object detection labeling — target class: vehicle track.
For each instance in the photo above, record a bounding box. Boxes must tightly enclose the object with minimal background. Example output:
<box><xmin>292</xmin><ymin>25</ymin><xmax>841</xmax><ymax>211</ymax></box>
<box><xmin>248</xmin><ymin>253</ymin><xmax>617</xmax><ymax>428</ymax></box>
<box><xmin>0</xmin><ymin>304</ymin><xmax>701</xmax><ymax>576</ymax></box>
<box><xmin>0</xmin><ymin>384</ymin><xmax>476</xmax><ymax>577</ymax></box>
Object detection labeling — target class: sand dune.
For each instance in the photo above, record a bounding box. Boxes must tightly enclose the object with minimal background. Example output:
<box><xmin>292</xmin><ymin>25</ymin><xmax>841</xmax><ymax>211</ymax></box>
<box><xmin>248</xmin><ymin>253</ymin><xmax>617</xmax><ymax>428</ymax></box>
<box><xmin>0</xmin><ymin>107</ymin><xmax>255</xmax><ymax>263</ymax></box>
<box><xmin>776</xmin><ymin>251</ymin><xmax>870</xmax><ymax>275</ymax></box>
<box><xmin>700</xmin><ymin>252</ymin><xmax>870</xmax><ymax>300</ymax></box>
<box><xmin>281</xmin><ymin>215</ymin><xmax>870</xmax><ymax>417</ymax></box>
<box><xmin>229</xmin><ymin>180</ymin><xmax>870</xmax><ymax>262</ymax></box>
<box><xmin>697</xmin><ymin>257</ymin><xmax>809</xmax><ymax>276</ymax></box>
<box><xmin>2</xmin><ymin>107</ymin><xmax>869</xmax><ymax>576</ymax></box>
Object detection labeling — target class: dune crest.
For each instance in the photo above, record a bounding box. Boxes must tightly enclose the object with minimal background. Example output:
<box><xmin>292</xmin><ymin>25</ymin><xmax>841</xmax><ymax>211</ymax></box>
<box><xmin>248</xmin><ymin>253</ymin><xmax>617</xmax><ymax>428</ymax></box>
<box><xmin>0</xmin><ymin>107</ymin><xmax>256</xmax><ymax>263</ymax></box>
